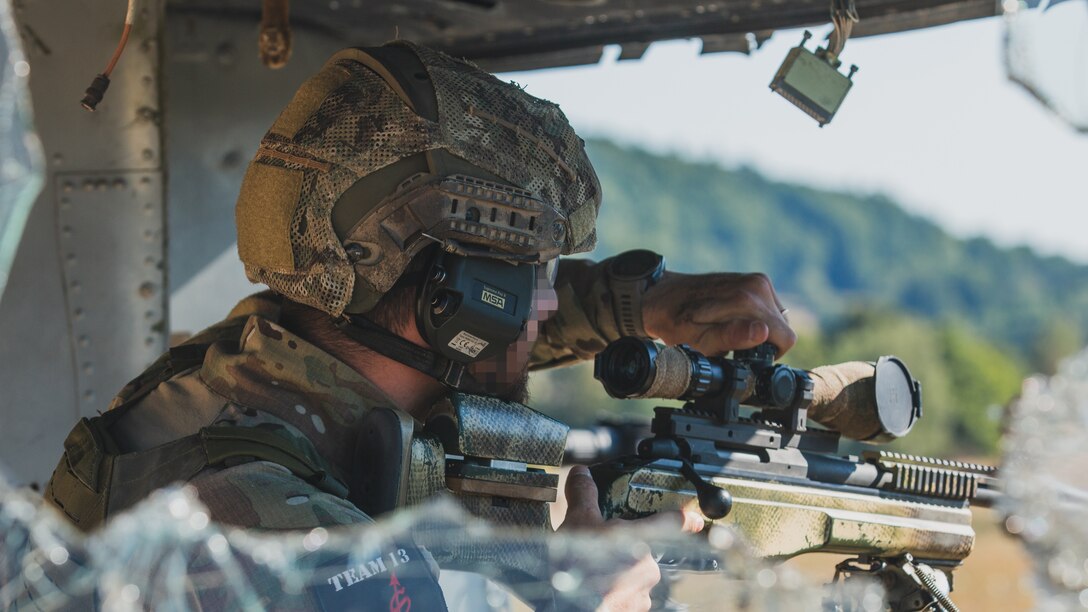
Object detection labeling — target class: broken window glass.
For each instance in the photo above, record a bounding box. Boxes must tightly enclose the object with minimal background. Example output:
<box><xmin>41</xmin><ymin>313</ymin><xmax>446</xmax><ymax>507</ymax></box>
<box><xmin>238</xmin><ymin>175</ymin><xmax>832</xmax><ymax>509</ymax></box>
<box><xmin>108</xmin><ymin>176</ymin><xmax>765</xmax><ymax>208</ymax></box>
<box><xmin>1000</xmin><ymin>348</ymin><xmax>1088</xmax><ymax>609</ymax></box>
<box><xmin>1</xmin><ymin>481</ymin><xmax>827</xmax><ymax>611</ymax></box>
<box><xmin>1004</xmin><ymin>0</ymin><xmax>1088</xmax><ymax>132</ymax></box>
<box><xmin>0</xmin><ymin>0</ymin><xmax>44</xmax><ymax>303</ymax></box>
<box><xmin>10</xmin><ymin>345</ymin><xmax>1088</xmax><ymax>610</ymax></box>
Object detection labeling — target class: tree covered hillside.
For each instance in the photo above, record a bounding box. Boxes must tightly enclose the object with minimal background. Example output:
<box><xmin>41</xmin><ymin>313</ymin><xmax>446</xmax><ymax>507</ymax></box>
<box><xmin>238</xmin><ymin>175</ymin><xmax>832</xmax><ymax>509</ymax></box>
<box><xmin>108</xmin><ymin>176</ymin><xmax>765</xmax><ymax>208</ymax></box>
<box><xmin>532</xmin><ymin>140</ymin><xmax>1087</xmax><ymax>456</ymax></box>
<box><xmin>585</xmin><ymin>139</ymin><xmax>1088</xmax><ymax>366</ymax></box>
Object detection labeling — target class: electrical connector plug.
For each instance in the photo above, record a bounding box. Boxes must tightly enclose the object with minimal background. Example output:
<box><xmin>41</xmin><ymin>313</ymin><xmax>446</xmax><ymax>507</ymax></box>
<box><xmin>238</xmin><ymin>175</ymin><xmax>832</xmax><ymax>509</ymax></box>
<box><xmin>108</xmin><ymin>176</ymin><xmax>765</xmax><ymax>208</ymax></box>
<box><xmin>80</xmin><ymin>74</ymin><xmax>111</xmax><ymax>112</ymax></box>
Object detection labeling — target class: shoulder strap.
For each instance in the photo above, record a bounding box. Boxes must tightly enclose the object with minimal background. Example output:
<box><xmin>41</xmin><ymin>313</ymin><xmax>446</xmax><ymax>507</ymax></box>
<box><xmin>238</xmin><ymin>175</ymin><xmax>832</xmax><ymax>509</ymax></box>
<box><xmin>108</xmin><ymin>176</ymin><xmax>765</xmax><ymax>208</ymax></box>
<box><xmin>105</xmin><ymin>315</ymin><xmax>252</xmax><ymax>417</ymax></box>
<box><xmin>47</xmin><ymin>309</ymin><xmax>351</xmax><ymax>531</ymax></box>
<box><xmin>47</xmin><ymin>419</ymin><xmax>349</xmax><ymax>531</ymax></box>
<box><xmin>200</xmin><ymin>425</ymin><xmax>349</xmax><ymax>498</ymax></box>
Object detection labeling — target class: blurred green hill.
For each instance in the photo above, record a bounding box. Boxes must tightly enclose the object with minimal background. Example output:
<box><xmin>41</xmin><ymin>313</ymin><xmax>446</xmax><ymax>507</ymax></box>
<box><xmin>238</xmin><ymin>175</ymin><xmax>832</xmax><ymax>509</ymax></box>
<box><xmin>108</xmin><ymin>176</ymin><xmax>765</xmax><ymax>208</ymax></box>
<box><xmin>584</xmin><ymin>139</ymin><xmax>1088</xmax><ymax>358</ymax></box>
<box><xmin>532</xmin><ymin>139</ymin><xmax>1087</xmax><ymax>456</ymax></box>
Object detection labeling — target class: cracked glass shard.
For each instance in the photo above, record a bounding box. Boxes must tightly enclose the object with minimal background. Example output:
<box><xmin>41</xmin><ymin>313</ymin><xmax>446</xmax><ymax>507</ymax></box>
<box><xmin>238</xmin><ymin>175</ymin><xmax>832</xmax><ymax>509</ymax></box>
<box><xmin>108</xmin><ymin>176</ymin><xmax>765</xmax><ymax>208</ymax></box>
<box><xmin>1000</xmin><ymin>347</ymin><xmax>1088</xmax><ymax>610</ymax></box>
<box><xmin>0</xmin><ymin>481</ymin><xmax>830</xmax><ymax>611</ymax></box>
<box><xmin>0</xmin><ymin>0</ymin><xmax>45</xmax><ymax>303</ymax></box>
<box><xmin>1004</xmin><ymin>0</ymin><xmax>1088</xmax><ymax>132</ymax></box>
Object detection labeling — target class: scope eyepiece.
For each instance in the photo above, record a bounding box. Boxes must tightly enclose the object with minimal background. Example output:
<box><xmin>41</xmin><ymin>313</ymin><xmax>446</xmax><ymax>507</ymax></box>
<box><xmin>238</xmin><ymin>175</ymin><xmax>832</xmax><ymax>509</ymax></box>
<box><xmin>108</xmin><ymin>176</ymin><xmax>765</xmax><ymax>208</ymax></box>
<box><xmin>594</xmin><ymin>337</ymin><xmax>726</xmax><ymax>401</ymax></box>
<box><xmin>593</xmin><ymin>337</ymin><xmax>659</xmax><ymax>399</ymax></box>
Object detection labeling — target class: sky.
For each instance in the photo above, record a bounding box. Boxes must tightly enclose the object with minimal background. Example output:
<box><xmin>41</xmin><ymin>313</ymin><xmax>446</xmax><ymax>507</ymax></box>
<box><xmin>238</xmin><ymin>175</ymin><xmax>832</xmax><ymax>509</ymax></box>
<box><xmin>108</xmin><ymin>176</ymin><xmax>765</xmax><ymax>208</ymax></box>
<box><xmin>498</xmin><ymin>13</ymin><xmax>1088</xmax><ymax>262</ymax></box>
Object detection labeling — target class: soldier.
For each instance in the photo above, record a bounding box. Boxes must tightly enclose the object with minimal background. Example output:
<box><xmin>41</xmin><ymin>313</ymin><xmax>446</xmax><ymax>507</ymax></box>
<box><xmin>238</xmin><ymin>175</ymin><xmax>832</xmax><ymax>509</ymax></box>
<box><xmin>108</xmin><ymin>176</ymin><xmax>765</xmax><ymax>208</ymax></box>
<box><xmin>41</xmin><ymin>42</ymin><xmax>794</xmax><ymax>609</ymax></box>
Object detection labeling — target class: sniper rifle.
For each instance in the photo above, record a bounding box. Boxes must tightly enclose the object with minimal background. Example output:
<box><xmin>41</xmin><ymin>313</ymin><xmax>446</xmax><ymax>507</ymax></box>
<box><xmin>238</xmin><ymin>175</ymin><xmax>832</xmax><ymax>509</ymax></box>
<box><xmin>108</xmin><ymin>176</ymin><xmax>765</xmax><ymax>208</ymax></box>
<box><xmin>586</xmin><ymin>337</ymin><xmax>998</xmax><ymax>612</ymax></box>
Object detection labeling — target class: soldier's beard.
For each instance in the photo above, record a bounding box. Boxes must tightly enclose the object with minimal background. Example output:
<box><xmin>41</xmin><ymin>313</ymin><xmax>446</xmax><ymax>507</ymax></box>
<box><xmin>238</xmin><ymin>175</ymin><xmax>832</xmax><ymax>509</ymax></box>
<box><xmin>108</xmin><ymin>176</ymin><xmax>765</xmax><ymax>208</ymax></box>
<box><xmin>493</xmin><ymin>369</ymin><xmax>530</xmax><ymax>403</ymax></box>
<box><xmin>464</xmin><ymin>311</ymin><xmax>543</xmax><ymax>404</ymax></box>
<box><xmin>467</xmin><ymin>363</ymin><xmax>531</xmax><ymax>403</ymax></box>
<box><xmin>467</xmin><ymin>340</ymin><xmax>532</xmax><ymax>403</ymax></box>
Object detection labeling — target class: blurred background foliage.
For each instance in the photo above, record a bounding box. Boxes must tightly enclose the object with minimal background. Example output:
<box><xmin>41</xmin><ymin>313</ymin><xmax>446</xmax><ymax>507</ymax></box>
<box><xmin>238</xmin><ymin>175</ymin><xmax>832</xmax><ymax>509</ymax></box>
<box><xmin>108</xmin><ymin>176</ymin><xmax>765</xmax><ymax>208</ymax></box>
<box><xmin>532</xmin><ymin>140</ymin><xmax>1085</xmax><ymax>458</ymax></box>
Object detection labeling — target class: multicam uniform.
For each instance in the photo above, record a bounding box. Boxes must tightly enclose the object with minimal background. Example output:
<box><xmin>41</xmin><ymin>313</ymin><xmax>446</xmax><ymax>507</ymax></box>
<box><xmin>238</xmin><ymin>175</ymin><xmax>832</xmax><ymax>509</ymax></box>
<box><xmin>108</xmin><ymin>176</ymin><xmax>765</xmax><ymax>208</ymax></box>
<box><xmin>44</xmin><ymin>37</ymin><xmax>618</xmax><ymax>609</ymax></box>
<box><xmin>42</xmin><ymin>259</ymin><xmax>620</xmax><ymax>608</ymax></box>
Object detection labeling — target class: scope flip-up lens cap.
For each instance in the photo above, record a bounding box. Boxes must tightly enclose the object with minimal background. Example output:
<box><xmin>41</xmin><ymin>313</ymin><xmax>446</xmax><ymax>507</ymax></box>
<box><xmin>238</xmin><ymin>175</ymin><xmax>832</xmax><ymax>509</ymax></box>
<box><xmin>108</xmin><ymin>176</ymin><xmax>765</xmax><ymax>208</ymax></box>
<box><xmin>873</xmin><ymin>356</ymin><xmax>923</xmax><ymax>439</ymax></box>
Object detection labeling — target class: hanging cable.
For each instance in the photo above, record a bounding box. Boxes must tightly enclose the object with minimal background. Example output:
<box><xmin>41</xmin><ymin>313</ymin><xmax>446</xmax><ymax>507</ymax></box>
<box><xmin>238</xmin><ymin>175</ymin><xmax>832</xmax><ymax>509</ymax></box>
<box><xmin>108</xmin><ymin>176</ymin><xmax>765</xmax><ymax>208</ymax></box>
<box><xmin>827</xmin><ymin>0</ymin><xmax>859</xmax><ymax>60</ymax></box>
<box><xmin>80</xmin><ymin>0</ymin><xmax>138</xmax><ymax>111</ymax></box>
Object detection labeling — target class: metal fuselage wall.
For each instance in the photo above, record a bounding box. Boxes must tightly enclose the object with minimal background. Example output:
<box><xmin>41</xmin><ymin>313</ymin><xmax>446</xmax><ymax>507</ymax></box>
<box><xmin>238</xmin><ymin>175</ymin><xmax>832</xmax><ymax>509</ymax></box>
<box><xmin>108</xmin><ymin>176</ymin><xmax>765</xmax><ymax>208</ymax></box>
<box><xmin>0</xmin><ymin>6</ymin><xmax>344</xmax><ymax>488</ymax></box>
<box><xmin>0</xmin><ymin>0</ymin><xmax>169</xmax><ymax>487</ymax></box>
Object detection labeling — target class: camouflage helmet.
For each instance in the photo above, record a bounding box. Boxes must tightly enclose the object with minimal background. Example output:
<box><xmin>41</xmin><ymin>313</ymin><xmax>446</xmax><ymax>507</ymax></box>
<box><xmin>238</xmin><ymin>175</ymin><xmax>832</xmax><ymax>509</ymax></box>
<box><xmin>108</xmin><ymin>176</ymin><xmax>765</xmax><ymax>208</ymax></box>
<box><xmin>235</xmin><ymin>41</ymin><xmax>601</xmax><ymax>317</ymax></box>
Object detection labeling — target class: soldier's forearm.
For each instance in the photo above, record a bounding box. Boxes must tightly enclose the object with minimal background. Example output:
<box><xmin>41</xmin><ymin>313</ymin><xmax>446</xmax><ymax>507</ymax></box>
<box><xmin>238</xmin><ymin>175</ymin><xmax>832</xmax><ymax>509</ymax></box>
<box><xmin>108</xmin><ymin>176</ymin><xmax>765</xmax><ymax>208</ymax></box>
<box><xmin>529</xmin><ymin>258</ymin><xmax>623</xmax><ymax>370</ymax></box>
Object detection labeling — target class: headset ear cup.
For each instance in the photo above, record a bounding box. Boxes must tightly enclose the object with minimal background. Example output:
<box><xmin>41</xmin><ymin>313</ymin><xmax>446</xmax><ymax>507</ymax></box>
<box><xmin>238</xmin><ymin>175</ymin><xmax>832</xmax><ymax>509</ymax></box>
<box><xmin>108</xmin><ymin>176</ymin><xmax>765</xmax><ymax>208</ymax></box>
<box><xmin>415</xmin><ymin>251</ymin><xmax>537</xmax><ymax>364</ymax></box>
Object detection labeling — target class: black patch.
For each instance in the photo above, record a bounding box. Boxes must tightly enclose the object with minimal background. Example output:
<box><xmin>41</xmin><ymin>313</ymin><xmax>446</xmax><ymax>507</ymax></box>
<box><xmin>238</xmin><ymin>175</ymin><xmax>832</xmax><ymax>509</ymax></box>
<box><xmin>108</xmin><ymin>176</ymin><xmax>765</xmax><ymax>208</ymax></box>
<box><xmin>313</xmin><ymin>545</ymin><xmax>448</xmax><ymax>612</ymax></box>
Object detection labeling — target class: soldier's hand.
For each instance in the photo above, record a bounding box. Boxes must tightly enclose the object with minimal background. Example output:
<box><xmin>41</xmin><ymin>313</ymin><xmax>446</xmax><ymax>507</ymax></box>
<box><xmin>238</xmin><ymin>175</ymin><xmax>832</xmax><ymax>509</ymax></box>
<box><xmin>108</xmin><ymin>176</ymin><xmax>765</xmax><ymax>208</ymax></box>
<box><xmin>557</xmin><ymin>466</ymin><xmax>704</xmax><ymax>612</ymax></box>
<box><xmin>641</xmin><ymin>271</ymin><xmax>796</xmax><ymax>358</ymax></box>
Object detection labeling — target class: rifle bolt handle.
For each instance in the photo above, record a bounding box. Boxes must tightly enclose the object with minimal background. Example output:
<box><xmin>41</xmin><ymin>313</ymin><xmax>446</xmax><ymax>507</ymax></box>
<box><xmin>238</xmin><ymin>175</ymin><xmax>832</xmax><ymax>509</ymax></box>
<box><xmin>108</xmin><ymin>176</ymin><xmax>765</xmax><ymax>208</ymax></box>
<box><xmin>696</xmin><ymin>481</ymin><xmax>732</xmax><ymax>520</ymax></box>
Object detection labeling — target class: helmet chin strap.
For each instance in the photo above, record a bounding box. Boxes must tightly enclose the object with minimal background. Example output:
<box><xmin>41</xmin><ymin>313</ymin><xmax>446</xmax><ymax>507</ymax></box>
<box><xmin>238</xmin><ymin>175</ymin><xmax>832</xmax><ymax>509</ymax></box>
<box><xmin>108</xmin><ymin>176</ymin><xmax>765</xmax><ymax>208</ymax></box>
<box><xmin>336</xmin><ymin>315</ymin><xmax>485</xmax><ymax>393</ymax></box>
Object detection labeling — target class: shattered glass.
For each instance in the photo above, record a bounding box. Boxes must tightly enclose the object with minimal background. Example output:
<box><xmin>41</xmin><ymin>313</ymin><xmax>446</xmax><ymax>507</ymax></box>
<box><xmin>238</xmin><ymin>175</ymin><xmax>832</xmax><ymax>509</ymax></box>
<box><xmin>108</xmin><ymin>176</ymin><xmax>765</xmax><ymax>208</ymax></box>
<box><xmin>0</xmin><ymin>479</ymin><xmax>826</xmax><ymax>611</ymax></box>
<box><xmin>4</xmin><ymin>313</ymin><xmax>1083</xmax><ymax>609</ymax></box>
<box><xmin>0</xmin><ymin>0</ymin><xmax>44</xmax><ymax>302</ymax></box>
<box><xmin>1000</xmin><ymin>348</ymin><xmax>1088</xmax><ymax>610</ymax></box>
<box><xmin>14</xmin><ymin>345</ymin><xmax>1088</xmax><ymax>609</ymax></box>
<box><xmin>8</xmin><ymin>356</ymin><xmax>1088</xmax><ymax>610</ymax></box>
<box><xmin>1003</xmin><ymin>0</ymin><xmax>1088</xmax><ymax>132</ymax></box>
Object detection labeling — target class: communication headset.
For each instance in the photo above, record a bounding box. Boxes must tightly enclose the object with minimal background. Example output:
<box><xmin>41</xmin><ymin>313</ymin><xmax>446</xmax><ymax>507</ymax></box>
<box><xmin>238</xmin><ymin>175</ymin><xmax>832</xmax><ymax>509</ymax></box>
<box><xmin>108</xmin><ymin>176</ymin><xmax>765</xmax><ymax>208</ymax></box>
<box><xmin>417</xmin><ymin>250</ymin><xmax>557</xmax><ymax>364</ymax></box>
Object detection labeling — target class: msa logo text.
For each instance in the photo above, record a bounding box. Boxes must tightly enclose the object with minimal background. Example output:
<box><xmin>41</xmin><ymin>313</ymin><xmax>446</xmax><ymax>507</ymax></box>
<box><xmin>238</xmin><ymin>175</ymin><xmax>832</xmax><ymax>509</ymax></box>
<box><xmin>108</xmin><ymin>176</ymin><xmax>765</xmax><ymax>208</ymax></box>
<box><xmin>480</xmin><ymin>286</ymin><xmax>506</xmax><ymax>310</ymax></box>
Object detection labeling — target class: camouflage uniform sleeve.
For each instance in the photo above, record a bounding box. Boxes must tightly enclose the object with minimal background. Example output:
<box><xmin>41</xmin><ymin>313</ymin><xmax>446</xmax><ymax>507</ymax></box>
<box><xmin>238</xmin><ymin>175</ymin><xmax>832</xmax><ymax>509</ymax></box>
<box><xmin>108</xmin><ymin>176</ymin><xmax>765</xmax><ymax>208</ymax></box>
<box><xmin>529</xmin><ymin>257</ymin><xmax>622</xmax><ymax>370</ymax></box>
<box><xmin>184</xmin><ymin>462</ymin><xmax>448</xmax><ymax>611</ymax></box>
<box><xmin>190</xmin><ymin>461</ymin><xmax>368</xmax><ymax>529</ymax></box>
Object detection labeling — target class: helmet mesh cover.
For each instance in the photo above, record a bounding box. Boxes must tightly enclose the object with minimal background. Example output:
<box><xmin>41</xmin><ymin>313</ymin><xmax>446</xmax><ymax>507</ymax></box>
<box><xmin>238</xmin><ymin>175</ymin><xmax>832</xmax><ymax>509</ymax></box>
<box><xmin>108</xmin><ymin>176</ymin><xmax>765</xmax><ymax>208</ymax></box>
<box><xmin>237</xmin><ymin>43</ymin><xmax>600</xmax><ymax>316</ymax></box>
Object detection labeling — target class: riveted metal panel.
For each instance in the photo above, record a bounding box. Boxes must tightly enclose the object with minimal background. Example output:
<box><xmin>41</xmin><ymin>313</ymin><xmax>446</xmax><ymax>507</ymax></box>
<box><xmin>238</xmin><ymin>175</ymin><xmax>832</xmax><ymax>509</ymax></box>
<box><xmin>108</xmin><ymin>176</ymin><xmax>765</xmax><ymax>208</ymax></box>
<box><xmin>56</xmin><ymin>172</ymin><xmax>167</xmax><ymax>411</ymax></box>
<box><xmin>165</xmin><ymin>0</ymin><xmax>998</xmax><ymax>71</ymax></box>
<box><xmin>0</xmin><ymin>0</ymin><xmax>166</xmax><ymax>488</ymax></box>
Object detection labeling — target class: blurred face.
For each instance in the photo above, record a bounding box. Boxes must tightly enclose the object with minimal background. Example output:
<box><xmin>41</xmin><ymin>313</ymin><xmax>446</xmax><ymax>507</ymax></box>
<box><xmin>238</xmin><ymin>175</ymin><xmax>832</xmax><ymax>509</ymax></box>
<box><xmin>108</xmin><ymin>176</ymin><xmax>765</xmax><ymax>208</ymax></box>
<box><xmin>467</xmin><ymin>261</ymin><xmax>560</xmax><ymax>402</ymax></box>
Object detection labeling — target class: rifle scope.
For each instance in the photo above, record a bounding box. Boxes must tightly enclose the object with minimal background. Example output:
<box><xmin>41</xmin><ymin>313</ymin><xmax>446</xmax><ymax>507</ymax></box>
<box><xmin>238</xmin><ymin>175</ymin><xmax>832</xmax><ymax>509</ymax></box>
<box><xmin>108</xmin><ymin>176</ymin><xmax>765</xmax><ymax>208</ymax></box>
<box><xmin>593</xmin><ymin>337</ymin><xmax>923</xmax><ymax>442</ymax></box>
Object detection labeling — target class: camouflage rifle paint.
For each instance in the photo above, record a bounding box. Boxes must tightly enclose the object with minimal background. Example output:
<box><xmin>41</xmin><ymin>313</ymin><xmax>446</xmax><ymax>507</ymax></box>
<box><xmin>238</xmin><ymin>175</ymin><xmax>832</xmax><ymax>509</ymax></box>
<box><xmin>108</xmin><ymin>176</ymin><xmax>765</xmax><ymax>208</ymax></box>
<box><xmin>598</xmin><ymin>463</ymin><xmax>975</xmax><ymax>562</ymax></box>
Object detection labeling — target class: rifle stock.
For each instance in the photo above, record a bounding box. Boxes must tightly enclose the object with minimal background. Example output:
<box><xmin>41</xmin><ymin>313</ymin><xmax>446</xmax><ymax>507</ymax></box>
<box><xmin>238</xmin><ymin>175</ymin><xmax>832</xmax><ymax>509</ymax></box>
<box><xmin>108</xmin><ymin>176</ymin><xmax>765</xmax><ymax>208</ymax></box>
<box><xmin>592</xmin><ymin>455</ymin><xmax>977</xmax><ymax>562</ymax></box>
